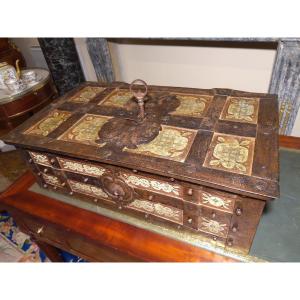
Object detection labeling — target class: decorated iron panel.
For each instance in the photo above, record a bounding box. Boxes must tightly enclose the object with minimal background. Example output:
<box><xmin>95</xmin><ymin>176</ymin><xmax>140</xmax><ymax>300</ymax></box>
<box><xmin>24</xmin><ymin>110</ymin><xmax>71</xmax><ymax>137</ymax></box>
<box><xmin>58</xmin><ymin>114</ymin><xmax>112</xmax><ymax>147</ymax></box>
<box><xmin>124</xmin><ymin>125</ymin><xmax>197</xmax><ymax>163</ymax></box>
<box><xmin>42</xmin><ymin>173</ymin><xmax>64</xmax><ymax>187</ymax></box>
<box><xmin>126</xmin><ymin>199</ymin><xmax>184</xmax><ymax>225</ymax></box>
<box><xmin>203</xmin><ymin>133</ymin><xmax>255</xmax><ymax>176</ymax></box>
<box><xmin>122</xmin><ymin>172</ymin><xmax>183</xmax><ymax>199</ymax></box>
<box><xmin>198</xmin><ymin>191</ymin><xmax>235</xmax><ymax>213</ymax></box>
<box><xmin>220</xmin><ymin>96</ymin><xmax>259</xmax><ymax>124</ymax></box>
<box><xmin>68</xmin><ymin>179</ymin><xmax>110</xmax><ymax>200</ymax></box>
<box><xmin>57</xmin><ymin>157</ymin><xmax>106</xmax><ymax>177</ymax></box>
<box><xmin>68</xmin><ymin>86</ymin><xmax>105</xmax><ymax>103</ymax></box>
<box><xmin>198</xmin><ymin>216</ymin><xmax>229</xmax><ymax>238</ymax></box>
<box><xmin>169</xmin><ymin>93</ymin><xmax>213</xmax><ymax>118</ymax></box>
<box><xmin>29</xmin><ymin>151</ymin><xmax>51</xmax><ymax>167</ymax></box>
<box><xmin>98</xmin><ymin>89</ymin><xmax>133</xmax><ymax>108</ymax></box>
<box><xmin>3</xmin><ymin>82</ymin><xmax>279</xmax><ymax>200</ymax></box>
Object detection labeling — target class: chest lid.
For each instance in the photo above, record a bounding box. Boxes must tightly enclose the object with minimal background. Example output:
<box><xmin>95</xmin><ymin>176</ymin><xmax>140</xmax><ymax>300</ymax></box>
<box><xmin>3</xmin><ymin>80</ymin><xmax>279</xmax><ymax>200</ymax></box>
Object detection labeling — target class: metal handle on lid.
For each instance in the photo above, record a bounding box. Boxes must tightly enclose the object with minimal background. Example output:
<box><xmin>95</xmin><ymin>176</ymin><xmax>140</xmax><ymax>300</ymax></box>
<box><xmin>130</xmin><ymin>79</ymin><xmax>148</xmax><ymax>122</ymax></box>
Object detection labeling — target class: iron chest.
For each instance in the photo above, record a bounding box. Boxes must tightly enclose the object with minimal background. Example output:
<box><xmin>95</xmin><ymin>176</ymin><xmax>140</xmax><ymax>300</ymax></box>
<box><xmin>3</xmin><ymin>80</ymin><xmax>279</xmax><ymax>254</ymax></box>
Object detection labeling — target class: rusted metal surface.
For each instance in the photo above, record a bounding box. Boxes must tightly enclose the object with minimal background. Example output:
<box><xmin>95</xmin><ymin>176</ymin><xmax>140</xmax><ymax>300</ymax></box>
<box><xmin>2</xmin><ymin>81</ymin><xmax>280</xmax><ymax>254</ymax></box>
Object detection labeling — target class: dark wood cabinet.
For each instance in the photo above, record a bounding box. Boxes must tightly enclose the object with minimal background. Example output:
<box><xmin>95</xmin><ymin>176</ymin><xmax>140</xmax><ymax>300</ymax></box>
<box><xmin>0</xmin><ymin>70</ymin><xmax>58</xmax><ymax>129</ymax></box>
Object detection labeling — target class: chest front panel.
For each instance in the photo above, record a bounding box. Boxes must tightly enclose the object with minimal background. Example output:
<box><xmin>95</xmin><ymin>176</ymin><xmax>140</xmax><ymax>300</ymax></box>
<box><xmin>24</xmin><ymin>149</ymin><xmax>265</xmax><ymax>253</ymax></box>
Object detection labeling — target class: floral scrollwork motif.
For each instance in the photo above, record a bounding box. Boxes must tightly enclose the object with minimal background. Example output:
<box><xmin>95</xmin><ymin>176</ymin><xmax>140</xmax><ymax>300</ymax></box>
<box><xmin>29</xmin><ymin>152</ymin><xmax>51</xmax><ymax>166</ymax></box>
<box><xmin>42</xmin><ymin>174</ymin><xmax>62</xmax><ymax>187</ymax></box>
<box><xmin>170</xmin><ymin>94</ymin><xmax>212</xmax><ymax>118</ymax></box>
<box><xmin>124</xmin><ymin>125</ymin><xmax>197</xmax><ymax>162</ymax></box>
<box><xmin>127</xmin><ymin>199</ymin><xmax>183</xmax><ymax>224</ymax></box>
<box><xmin>25</xmin><ymin>110</ymin><xmax>71</xmax><ymax>137</ymax></box>
<box><xmin>221</xmin><ymin>97</ymin><xmax>259</xmax><ymax>124</ymax></box>
<box><xmin>210</xmin><ymin>137</ymin><xmax>249</xmax><ymax>173</ymax></box>
<box><xmin>204</xmin><ymin>134</ymin><xmax>255</xmax><ymax>175</ymax></box>
<box><xmin>68</xmin><ymin>180</ymin><xmax>108</xmax><ymax>199</ymax></box>
<box><xmin>69</xmin><ymin>86</ymin><xmax>105</xmax><ymax>103</ymax></box>
<box><xmin>123</xmin><ymin>174</ymin><xmax>181</xmax><ymax>197</ymax></box>
<box><xmin>202</xmin><ymin>192</ymin><xmax>231</xmax><ymax>209</ymax></box>
<box><xmin>58</xmin><ymin>114</ymin><xmax>111</xmax><ymax>146</ymax></box>
<box><xmin>199</xmin><ymin>217</ymin><xmax>228</xmax><ymax>237</ymax></box>
<box><xmin>58</xmin><ymin>158</ymin><xmax>106</xmax><ymax>177</ymax></box>
<box><xmin>99</xmin><ymin>90</ymin><xmax>134</xmax><ymax>108</ymax></box>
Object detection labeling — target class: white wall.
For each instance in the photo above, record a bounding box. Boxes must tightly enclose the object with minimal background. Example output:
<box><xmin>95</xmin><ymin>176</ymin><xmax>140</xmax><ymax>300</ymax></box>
<box><xmin>109</xmin><ymin>42</ymin><xmax>277</xmax><ymax>93</ymax></box>
<box><xmin>292</xmin><ymin>113</ymin><xmax>300</xmax><ymax>136</ymax></box>
<box><xmin>11</xmin><ymin>38</ymin><xmax>48</xmax><ymax>69</ymax></box>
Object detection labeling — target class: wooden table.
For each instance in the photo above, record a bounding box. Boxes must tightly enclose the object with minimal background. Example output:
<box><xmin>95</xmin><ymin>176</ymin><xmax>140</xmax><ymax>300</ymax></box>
<box><xmin>0</xmin><ymin>135</ymin><xmax>299</xmax><ymax>262</ymax></box>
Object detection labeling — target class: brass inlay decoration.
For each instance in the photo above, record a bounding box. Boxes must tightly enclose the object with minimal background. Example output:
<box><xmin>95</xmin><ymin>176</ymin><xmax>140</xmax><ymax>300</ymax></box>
<box><xmin>68</xmin><ymin>86</ymin><xmax>105</xmax><ymax>103</ymax></box>
<box><xmin>29</xmin><ymin>152</ymin><xmax>51</xmax><ymax>167</ymax></box>
<box><xmin>201</xmin><ymin>192</ymin><xmax>233</xmax><ymax>211</ymax></box>
<box><xmin>170</xmin><ymin>94</ymin><xmax>212</xmax><ymax>118</ymax></box>
<box><xmin>124</xmin><ymin>125</ymin><xmax>197</xmax><ymax>162</ymax></box>
<box><xmin>42</xmin><ymin>174</ymin><xmax>63</xmax><ymax>187</ymax></box>
<box><xmin>203</xmin><ymin>133</ymin><xmax>255</xmax><ymax>175</ymax></box>
<box><xmin>24</xmin><ymin>110</ymin><xmax>71</xmax><ymax>137</ymax></box>
<box><xmin>199</xmin><ymin>217</ymin><xmax>228</xmax><ymax>237</ymax></box>
<box><xmin>68</xmin><ymin>179</ymin><xmax>109</xmax><ymax>199</ymax></box>
<box><xmin>58</xmin><ymin>114</ymin><xmax>111</xmax><ymax>146</ymax></box>
<box><xmin>98</xmin><ymin>89</ymin><xmax>133</xmax><ymax>108</ymax></box>
<box><xmin>57</xmin><ymin>157</ymin><xmax>106</xmax><ymax>177</ymax></box>
<box><xmin>127</xmin><ymin>199</ymin><xmax>183</xmax><ymax>224</ymax></box>
<box><xmin>220</xmin><ymin>97</ymin><xmax>259</xmax><ymax>124</ymax></box>
<box><xmin>122</xmin><ymin>173</ymin><xmax>182</xmax><ymax>198</ymax></box>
